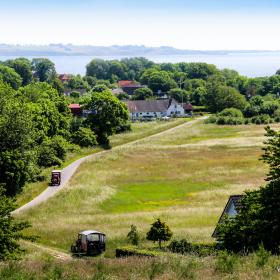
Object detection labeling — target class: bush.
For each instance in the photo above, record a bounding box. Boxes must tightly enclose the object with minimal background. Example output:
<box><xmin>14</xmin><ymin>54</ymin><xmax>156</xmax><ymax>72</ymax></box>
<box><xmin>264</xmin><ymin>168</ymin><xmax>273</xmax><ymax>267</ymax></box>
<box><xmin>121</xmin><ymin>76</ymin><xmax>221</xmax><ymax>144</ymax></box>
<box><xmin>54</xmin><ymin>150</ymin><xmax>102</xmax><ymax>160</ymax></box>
<box><xmin>127</xmin><ymin>224</ymin><xmax>140</xmax><ymax>246</ymax></box>
<box><xmin>255</xmin><ymin>244</ymin><xmax>271</xmax><ymax>267</ymax></box>
<box><xmin>215</xmin><ymin>251</ymin><xmax>239</xmax><ymax>274</ymax></box>
<box><xmin>218</xmin><ymin>108</ymin><xmax>243</xmax><ymax>118</ymax></box>
<box><xmin>216</xmin><ymin>116</ymin><xmax>244</xmax><ymax>125</ymax></box>
<box><xmin>116</xmin><ymin>246</ymin><xmax>159</xmax><ymax>258</ymax></box>
<box><xmin>70</xmin><ymin>91</ymin><xmax>80</xmax><ymax>98</ymax></box>
<box><xmin>146</xmin><ymin>218</ymin><xmax>173</xmax><ymax>248</ymax></box>
<box><xmin>205</xmin><ymin>116</ymin><xmax>217</xmax><ymax>124</ymax></box>
<box><xmin>168</xmin><ymin>239</ymin><xmax>218</xmax><ymax>256</ymax></box>
<box><xmin>37</xmin><ymin>136</ymin><xmax>68</xmax><ymax>167</ymax></box>
<box><xmin>251</xmin><ymin>114</ymin><xmax>271</xmax><ymax>124</ymax></box>
<box><xmin>72</xmin><ymin>127</ymin><xmax>97</xmax><ymax>147</ymax></box>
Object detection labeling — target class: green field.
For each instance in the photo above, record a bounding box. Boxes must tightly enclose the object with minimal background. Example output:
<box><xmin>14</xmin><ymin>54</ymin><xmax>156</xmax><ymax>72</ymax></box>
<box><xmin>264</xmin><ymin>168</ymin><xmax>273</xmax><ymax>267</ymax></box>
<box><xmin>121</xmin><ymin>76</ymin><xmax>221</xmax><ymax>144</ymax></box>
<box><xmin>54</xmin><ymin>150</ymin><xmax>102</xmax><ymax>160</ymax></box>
<box><xmin>16</xmin><ymin>118</ymin><xmax>188</xmax><ymax>207</ymax></box>
<box><xmin>16</xmin><ymin>119</ymin><xmax>278</xmax><ymax>259</ymax></box>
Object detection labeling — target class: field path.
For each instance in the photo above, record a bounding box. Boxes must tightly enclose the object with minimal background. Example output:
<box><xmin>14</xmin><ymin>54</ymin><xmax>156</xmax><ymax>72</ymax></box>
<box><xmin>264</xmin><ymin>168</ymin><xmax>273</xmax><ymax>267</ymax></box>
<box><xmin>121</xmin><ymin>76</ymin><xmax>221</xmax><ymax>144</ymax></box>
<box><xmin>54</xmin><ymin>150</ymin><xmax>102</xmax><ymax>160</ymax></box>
<box><xmin>13</xmin><ymin>117</ymin><xmax>206</xmax><ymax>214</ymax></box>
<box><xmin>22</xmin><ymin>241</ymin><xmax>72</xmax><ymax>261</ymax></box>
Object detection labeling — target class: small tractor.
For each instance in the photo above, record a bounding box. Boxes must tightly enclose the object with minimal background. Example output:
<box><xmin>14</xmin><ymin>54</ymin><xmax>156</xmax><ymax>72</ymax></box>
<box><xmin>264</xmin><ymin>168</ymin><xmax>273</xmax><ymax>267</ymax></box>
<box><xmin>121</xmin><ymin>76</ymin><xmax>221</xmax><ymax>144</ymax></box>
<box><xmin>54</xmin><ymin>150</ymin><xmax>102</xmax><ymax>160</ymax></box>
<box><xmin>51</xmin><ymin>170</ymin><xmax>61</xmax><ymax>186</ymax></box>
<box><xmin>71</xmin><ymin>230</ymin><xmax>106</xmax><ymax>256</ymax></box>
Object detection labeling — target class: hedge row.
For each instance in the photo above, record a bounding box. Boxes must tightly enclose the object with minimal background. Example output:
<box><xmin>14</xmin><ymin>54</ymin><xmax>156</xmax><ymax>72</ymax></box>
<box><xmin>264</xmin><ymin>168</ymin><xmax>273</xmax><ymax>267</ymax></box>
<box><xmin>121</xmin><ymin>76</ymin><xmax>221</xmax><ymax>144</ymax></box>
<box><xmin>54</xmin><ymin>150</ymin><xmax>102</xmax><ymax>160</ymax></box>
<box><xmin>206</xmin><ymin>115</ymin><xmax>279</xmax><ymax>125</ymax></box>
<box><xmin>116</xmin><ymin>247</ymin><xmax>159</xmax><ymax>258</ymax></box>
<box><xmin>168</xmin><ymin>239</ymin><xmax>219</xmax><ymax>256</ymax></box>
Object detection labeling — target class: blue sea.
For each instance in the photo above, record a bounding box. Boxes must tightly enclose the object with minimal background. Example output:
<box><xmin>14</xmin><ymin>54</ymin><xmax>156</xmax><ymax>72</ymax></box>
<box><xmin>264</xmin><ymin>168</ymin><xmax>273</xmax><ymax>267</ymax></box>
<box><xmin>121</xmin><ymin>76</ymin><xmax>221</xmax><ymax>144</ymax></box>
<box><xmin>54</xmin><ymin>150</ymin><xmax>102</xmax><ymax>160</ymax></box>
<box><xmin>1</xmin><ymin>52</ymin><xmax>280</xmax><ymax>78</ymax></box>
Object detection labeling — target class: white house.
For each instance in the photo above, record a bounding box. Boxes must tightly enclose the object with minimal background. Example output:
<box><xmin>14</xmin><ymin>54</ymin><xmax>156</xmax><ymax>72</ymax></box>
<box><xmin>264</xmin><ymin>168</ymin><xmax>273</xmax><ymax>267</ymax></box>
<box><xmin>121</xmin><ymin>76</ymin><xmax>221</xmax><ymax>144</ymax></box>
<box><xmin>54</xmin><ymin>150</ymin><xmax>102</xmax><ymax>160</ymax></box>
<box><xmin>125</xmin><ymin>99</ymin><xmax>186</xmax><ymax>120</ymax></box>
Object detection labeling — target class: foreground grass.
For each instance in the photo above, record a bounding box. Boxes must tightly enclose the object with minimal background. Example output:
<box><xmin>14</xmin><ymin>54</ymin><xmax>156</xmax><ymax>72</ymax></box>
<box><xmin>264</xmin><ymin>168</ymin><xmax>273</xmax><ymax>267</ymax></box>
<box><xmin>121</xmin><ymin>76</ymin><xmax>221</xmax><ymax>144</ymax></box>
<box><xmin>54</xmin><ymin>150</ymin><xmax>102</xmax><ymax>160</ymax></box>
<box><xmin>16</xmin><ymin>118</ymin><xmax>188</xmax><ymax>207</ymax></box>
<box><xmin>2</xmin><ymin>245</ymin><xmax>280</xmax><ymax>280</ymax></box>
<box><xmin>17</xmin><ymin>120</ymin><xmax>279</xmax><ymax>259</ymax></box>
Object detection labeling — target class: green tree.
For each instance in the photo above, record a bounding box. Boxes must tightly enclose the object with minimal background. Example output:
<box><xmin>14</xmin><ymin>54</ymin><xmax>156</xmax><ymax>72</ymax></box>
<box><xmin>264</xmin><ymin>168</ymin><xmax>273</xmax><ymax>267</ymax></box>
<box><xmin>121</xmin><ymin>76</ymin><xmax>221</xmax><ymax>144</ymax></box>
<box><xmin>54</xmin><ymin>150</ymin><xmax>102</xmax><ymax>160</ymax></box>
<box><xmin>32</xmin><ymin>58</ymin><xmax>56</xmax><ymax>82</ymax></box>
<box><xmin>217</xmin><ymin>126</ymin><xmax>280</xmax><ymax>252</ymax></box>
<box><xmin>0</xmin><ymin>64</ymin><xmax>22</xmax><ymax>89</ymax></box>
<box><xmin>127</xmin><ymin>224</ymin><xmax>140</xmax><ymax>246</ymax></box>
<box><xmin>19</xmin><ymin>82</ymin><xmax>71</xmax><ymax>142</ymax></box>
<box><xmin>206</xmin><ymin>85</ymin><xmax>247</xmax><ymax>113</ymax></box>
<box><xmin>180</xmin><ymin>62</ymin><xmax>218</xmax><ymax>80</ymax></box>
<box><xmin>86</xmin><ymin>59</ymin><xmax>110</xmax><ymax>80</ymax></box>
<box><xmin>132</xmin><ymin>87</ymin><xmax>153</xmax><ymax>100</ymax></box>
<box><xmin>146</xmin><ymin>218</ymin><xmax>173</xmax><ymax>248</ymax></box>
<box><xmin>0</xmin><ymin>188</ymin><xmax>33</xmax><ymax>260</ymax></box>
<box><xmin>83</xmin><ymin>90</ymin><xmax>129</xmax><ymax>145</ymax></box>
<box><xmin>0</xmin><ymin>82</ymin><xmax>38</xmax><ymax>195</ymax></box>
<box><xmin>168</xmin><ymin>88</ymin><xmax>190</xmax><ymax>103</ymax></box>
<box><xmin>141</xmin><ymin>69</ymin><xmax>177</xmax><ymax>93</ymax></box>
<box><xmin>67</xmin><ymin>75</ymin><xmax>89</xmax><ymax>90</ymax></box>
<box><xmin>72</xmin><ymin>127</ymin><xmax>97</xmax><ymax>147</ymax></box>
<box><xmin>5</xmin><ymin>58</ymin><xmax>32</xmax><ymax>86</ymax></box>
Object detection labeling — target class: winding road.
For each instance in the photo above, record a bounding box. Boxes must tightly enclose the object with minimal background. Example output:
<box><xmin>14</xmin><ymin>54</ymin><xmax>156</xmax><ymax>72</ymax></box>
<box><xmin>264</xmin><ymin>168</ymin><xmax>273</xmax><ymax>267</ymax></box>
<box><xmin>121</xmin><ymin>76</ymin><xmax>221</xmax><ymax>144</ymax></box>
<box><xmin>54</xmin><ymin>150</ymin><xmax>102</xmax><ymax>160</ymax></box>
<box><xmin>13</xmin><ymin>117</ymin><xmax>206</xmax><ymax>215</ymax></box>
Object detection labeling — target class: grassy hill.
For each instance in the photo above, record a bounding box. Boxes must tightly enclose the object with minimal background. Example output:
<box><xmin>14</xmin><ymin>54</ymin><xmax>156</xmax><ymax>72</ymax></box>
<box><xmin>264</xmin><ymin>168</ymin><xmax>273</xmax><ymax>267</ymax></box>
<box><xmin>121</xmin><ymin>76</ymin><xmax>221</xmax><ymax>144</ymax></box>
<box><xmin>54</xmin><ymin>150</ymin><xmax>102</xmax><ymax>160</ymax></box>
<box><xmin>10</xmin><ymin>119</ymin><xmax>280</xmax><ymax>279</ymax></box>
<box><xmin>16</xmin><ymin>120</ymin><xmax>275</xmax><ymax>250</ymax></box>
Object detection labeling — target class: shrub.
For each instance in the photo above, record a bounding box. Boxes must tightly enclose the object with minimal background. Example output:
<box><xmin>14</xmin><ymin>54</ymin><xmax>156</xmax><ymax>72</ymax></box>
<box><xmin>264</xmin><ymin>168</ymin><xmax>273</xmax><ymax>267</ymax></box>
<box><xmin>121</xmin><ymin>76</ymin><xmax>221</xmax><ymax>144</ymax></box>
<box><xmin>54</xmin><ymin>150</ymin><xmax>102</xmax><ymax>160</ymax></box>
<box><xmin>205</xmin><ymin>116</ymin><xmax>217</xmax><ymax>124</ymax></box>
<box><xmin>218</xmin><ymin>108</ymin><xmax>243</xmax><ymax>118</ymax></box>
<box><xmin>127</xmin><ymin>224</ymin><xmax>140</xmax><ymax>246</ymax></box>
<box><xmin>168</xmin><ymin>239</ymin><xmax>218</xmax><ymax>256</ymax></box>
<box><xmin>255</xmin><ymin>243</ymin><xmax>271</xmax><ymax>267</ymax></box>
<box><xmin>115</xmin><ymin>246</ymin><xmax>159</xmax><ymax>258</ymax></box>
<box><xmin>251</xmin><ymin>114</ymin><xmax>271</xmax><ymax>124</ymax></box>
<box><xmin>72</xmin><ymin>127</ymin><xmax>97</xmax><ymax>147</ymax></box>
<box><xmin>146</xmin><ymin>218</ymin><xmax>173</xmax><ymax>248</ymax></box>
<box><xmin>215</xmin><ymin>251</ymin><xmax>239</xmax><ymax>274</ymax></box>
<box><xmin>70</xmin><ymin>91</ymin><xmax>80</xmax><ymax>98</ymax></box>
<box><xmin>37</xmin><ymin>136</ymin><xmax>68</xmax><ymax>167</ymax></box>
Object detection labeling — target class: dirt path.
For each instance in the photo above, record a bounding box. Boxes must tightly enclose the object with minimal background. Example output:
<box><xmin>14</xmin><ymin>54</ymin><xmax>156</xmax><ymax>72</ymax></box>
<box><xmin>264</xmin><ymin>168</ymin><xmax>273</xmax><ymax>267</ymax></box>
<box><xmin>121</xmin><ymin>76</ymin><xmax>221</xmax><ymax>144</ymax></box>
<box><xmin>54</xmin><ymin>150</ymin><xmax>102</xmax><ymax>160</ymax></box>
<box><xmin>22</xmin><ymin>241</ymin><xmax>72</xmax><ymax>261</ymax></box>
<box><xmin>13</xmin><ymin>117</ymin><xmax>206</xmax><ymax>215</ymax></box>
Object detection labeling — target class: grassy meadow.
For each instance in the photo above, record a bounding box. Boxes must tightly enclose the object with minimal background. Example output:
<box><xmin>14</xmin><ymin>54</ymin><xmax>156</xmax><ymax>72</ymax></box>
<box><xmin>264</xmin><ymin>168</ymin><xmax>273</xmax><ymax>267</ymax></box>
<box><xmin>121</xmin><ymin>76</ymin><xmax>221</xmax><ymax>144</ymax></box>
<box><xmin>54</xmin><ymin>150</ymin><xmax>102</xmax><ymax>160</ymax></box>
<box><xmin>2</xmin><ymin>242</ymin><xmax>280</xmax><ymax>280</ymax></box>
<box><xmin>16</xmin><ymin>119</ymin><xmax>279</xmax><ymax>259</ymax></box>
<box><xmin>16</xmin><ymin>118</ymin><xmax>187</xmax><ymax>207</ymax></box>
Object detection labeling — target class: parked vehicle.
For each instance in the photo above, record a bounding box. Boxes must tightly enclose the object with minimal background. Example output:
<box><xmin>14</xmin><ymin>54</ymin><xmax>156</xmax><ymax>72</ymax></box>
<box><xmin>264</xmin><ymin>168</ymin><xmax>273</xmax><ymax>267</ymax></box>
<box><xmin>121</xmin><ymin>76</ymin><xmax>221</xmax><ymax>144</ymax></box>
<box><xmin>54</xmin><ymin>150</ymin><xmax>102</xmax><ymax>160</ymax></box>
<box><xmin>51</xmin><ymin>170</ymin><xmax>61</xmax><ymax>186</ymax></box>
<box><xmin>71</xmin><ymin>230</ymin><xmax>106</xmax><ymax>256</ymax></box>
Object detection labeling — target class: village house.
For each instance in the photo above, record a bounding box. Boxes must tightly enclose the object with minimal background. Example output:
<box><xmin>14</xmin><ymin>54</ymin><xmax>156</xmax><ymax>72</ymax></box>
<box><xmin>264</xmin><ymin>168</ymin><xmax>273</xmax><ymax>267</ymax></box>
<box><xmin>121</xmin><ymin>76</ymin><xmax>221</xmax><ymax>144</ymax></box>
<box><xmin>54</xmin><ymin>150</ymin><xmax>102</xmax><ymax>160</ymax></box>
<box><xmin>125</xmin><ymin>99</ymin><xmax>187</xmax><ymax>120</ymax></box>
<box><xmin>68</xmin><ymin>103</ymin><xmax>82</xmax><ymax>116</ymax></box>
<box><xmin>118</xmin><ymin>80</ymin><xmax>147</xmax><ymax>95</ymax></box>
<box><xmin>58</xmin><ymin>74</ymin><xmax>72</xmax><ymax>83</ymax></box>
<box><xmin>212</xmin><ymin>195</ymin><xmax>243</xmax><ymax>238</ymax></box>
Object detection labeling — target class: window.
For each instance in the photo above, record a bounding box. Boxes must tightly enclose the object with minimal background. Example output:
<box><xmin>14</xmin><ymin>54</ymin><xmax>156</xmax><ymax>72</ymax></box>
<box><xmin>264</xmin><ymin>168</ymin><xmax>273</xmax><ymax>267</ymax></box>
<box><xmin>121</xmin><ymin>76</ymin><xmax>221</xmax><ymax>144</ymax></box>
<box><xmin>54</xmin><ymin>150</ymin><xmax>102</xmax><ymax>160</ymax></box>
<box><xmin>87</xmin><ymin>234</ymin><xmax>99</xmax><ymax>242</ymax></box>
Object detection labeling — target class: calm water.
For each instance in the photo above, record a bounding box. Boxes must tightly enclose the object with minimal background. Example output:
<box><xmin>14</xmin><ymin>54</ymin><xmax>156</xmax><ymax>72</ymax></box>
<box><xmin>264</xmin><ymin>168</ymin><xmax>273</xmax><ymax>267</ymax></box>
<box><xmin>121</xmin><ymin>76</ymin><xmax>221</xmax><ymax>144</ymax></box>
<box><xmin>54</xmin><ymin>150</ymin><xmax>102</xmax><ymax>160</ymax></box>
<box><xmin>2</xmin><ymin>53</ymin><xmax>280</xmax><ymax>77</ymax></box>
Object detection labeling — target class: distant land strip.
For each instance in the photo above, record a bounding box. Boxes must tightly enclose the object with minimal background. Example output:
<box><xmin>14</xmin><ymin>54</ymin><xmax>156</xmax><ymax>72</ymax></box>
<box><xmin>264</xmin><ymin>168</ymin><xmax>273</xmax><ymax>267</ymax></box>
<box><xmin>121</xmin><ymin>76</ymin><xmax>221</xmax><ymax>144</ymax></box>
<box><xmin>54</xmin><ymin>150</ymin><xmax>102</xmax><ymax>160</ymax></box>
<box><xmin>0</xmin><ymin>44</ymin><xmax>280</xmax><ymax>56</ymax></box>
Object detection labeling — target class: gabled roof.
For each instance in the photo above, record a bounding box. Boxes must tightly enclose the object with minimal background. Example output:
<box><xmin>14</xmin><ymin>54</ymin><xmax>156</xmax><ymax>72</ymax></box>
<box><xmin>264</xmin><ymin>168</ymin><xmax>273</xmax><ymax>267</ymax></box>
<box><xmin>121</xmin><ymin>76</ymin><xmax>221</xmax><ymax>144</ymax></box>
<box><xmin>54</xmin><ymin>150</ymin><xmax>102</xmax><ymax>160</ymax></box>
<box><xmin>183</xmin><ymin>103</ymin><xmax>194</xmax><ymax>111</ymax></box>
<box><xmin>118</xmin><ymin>80</ymin><xmax>139</xmax><ymax>88</ymax></box>
<box><xmin>125</xmin><ymin>99</ymin><xmax>172</xmax><ymax>113</ymax></box>
<box><xmin>68</xmin><ymin>104</ymin><xmax>81</xmax><ymax>109</ymax></box>
<box><xmin>212</xmin><ymin>195</ymin><xmax>244</xmax><ymax>238</ymax></box>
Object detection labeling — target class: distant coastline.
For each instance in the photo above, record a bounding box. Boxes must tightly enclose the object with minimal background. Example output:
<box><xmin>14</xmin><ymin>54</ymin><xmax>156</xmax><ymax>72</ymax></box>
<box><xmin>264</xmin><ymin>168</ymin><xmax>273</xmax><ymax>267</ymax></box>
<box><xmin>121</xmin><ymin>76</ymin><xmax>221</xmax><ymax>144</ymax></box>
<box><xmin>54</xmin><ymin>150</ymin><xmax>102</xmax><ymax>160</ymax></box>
<box><xmin>0</xmin><ymin>44</ymin><xmax>280</xmax><ymax>56</ymax></box>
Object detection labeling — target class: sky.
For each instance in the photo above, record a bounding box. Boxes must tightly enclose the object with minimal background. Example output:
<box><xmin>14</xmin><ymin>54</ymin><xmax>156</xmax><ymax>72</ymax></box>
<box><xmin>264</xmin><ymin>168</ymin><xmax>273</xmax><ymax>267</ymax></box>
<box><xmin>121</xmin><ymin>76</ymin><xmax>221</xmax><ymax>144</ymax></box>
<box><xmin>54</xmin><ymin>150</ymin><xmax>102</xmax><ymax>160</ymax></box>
<box><xmin>1</xmin><ymin>0</ymin><xmax>280</xmax><ymax>50</ymax></box>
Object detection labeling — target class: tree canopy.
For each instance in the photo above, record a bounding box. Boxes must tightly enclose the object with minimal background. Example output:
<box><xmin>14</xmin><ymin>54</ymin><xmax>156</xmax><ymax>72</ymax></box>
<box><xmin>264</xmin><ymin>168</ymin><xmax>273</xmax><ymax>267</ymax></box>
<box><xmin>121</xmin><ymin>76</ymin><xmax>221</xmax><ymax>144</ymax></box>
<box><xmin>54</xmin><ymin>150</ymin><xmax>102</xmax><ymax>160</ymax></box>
<box><xmin>83</xmin><ymin>89</ymin><xmax>129</xmax><ymax>145</ymax></box>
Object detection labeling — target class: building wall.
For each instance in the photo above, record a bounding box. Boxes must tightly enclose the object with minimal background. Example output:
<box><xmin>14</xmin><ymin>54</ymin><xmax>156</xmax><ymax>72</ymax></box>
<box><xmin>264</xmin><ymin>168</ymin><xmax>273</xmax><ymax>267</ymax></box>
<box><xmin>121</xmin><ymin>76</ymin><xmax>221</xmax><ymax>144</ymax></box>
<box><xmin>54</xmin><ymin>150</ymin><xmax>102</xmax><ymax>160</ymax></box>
<box><xmin>166</xmin><ymin>102</ymin><xmax>185</xmax><ymax>116</ymax></box>
<box><xmin>131</xmin><ymin>111</ymin><xmax>166</xmax><ymax>119</ymax></box>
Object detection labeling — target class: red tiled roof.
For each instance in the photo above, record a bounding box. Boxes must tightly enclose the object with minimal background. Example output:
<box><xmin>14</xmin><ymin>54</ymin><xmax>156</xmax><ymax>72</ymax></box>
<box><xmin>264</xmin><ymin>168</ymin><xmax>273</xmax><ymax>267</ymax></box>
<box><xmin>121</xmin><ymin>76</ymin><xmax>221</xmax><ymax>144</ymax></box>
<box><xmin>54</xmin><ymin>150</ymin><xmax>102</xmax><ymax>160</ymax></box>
<box><xmin>118</xmin><ymin>80</ymin><xmax>139</xmax><ymax>87</ymax></box>
<box><xmin>59</xmin><ymin>74</ymin><xmax>71</xmax><ymax>81</ymax></box>
<box><xmin>68</xmin><ymin>104</ymin><xmax>81</xmax><ymax>109</ymax></box>
<box><xmin>183</xmin><ymin>103</ymin><xmax>194</xmax><ymax>110</ymax></box>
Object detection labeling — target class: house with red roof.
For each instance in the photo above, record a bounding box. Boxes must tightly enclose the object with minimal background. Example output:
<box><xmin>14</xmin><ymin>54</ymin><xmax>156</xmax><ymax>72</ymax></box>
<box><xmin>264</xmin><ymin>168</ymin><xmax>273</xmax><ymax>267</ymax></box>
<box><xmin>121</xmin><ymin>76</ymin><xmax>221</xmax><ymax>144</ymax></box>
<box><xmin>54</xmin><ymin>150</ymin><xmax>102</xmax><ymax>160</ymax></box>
<box><xmin>68</xmin><ymin>104</ymin><xmax>82</xmax><ymax>116</ymax></box>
